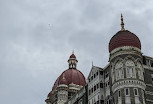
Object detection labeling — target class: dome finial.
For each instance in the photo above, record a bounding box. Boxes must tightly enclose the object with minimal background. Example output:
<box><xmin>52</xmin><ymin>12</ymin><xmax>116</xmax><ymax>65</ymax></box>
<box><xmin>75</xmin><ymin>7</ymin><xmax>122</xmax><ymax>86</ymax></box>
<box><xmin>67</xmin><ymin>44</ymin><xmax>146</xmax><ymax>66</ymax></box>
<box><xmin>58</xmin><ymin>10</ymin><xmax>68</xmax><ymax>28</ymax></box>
<box><xmin>121</xmin><ymin>13</ymin><xmax>125</xmax><ymax>31</ymax></box>
<box><xmin>72</xmin><ymin>50</ymin><xmax>74</xmax><ymax>54</ymax></box>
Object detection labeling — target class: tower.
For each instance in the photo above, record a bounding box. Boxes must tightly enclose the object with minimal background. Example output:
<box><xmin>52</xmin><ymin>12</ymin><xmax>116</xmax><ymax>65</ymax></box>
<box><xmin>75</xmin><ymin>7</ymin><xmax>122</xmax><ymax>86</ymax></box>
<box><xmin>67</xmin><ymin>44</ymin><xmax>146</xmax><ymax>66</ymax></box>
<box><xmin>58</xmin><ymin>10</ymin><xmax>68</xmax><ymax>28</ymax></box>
<box><xmin>109</xmin><ymin>14</ymin><xmax>146</xmax><ymax>104</ymax></box>
<box><xmin>46</xmin><ymin>52</ymin><xmax>86</xmax><ymax>104</ymax></box>
<box><xmin>68</xmin><ymin>51</ymin><xmax>78</xmax><ymax>69</ymax></box>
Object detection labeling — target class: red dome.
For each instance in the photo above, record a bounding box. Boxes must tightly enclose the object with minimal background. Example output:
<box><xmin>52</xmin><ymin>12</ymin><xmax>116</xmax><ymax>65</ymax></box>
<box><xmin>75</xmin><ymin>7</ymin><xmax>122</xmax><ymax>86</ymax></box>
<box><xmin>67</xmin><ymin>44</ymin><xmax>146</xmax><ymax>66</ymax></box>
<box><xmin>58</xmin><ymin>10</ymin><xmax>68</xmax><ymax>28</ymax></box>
<box><xmin>52</xmin><ymin>69</ymin><xmax>86</xmax><ymax>90</ymax></box>
<box><xmin>109</xmin><ymin>30</ymin><xmax>141</xmax><ymax>52</ymax></box>
<box><xmin>70</xmin><ymin>54</ymin><xmax>76</xmax><ymax>58</ymax></box>
<box><xmin>47</xmin><ymin>91</ymin><xmax>52</xmax><ymax>97</ymax></box>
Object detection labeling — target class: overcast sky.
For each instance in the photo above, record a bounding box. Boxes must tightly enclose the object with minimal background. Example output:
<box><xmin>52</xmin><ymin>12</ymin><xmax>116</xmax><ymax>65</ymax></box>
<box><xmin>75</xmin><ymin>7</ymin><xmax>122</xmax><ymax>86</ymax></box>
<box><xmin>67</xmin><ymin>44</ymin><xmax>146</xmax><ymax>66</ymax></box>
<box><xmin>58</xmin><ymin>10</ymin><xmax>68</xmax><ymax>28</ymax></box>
<box><xmin>1</xmin><ymin>0</ymin><xmax>153</xmax><ymax>104</ymax></box>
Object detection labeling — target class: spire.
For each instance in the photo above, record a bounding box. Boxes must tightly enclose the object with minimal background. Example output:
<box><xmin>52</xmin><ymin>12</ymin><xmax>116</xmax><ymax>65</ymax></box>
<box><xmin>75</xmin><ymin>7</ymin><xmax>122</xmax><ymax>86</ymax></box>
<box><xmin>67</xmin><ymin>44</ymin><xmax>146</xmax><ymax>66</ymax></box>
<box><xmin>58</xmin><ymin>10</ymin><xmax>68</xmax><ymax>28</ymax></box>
<box><xmin>121</xmin><ymin>13</ymin><xmax>125</xmax><ymax>31</ymax></box>
<box><xmin>72</xmin><ymin>50</ymin><xmax>74</xmax><ymax>54</ymax></box>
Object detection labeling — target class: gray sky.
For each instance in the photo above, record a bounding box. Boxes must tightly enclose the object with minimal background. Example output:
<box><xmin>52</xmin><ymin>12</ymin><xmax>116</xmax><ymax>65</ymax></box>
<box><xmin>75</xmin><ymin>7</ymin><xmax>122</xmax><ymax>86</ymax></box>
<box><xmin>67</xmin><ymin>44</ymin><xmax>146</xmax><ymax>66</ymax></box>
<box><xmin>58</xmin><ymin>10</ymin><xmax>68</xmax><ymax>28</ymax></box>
<box><xmin>0</xmin><ymin>0</ymin><xmax>153</xmax><ymax>104</ymax></box>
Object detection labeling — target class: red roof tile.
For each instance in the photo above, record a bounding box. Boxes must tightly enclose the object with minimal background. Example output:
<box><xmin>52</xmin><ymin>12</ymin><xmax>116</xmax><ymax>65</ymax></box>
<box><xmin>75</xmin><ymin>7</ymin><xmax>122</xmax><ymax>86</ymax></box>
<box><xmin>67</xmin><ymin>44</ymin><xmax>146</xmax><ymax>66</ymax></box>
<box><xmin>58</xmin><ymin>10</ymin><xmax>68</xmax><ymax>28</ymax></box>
<box><xmin>109</xmin><ymin>30</ymin><xmax>141</xmax><ymax>52</ymax></box>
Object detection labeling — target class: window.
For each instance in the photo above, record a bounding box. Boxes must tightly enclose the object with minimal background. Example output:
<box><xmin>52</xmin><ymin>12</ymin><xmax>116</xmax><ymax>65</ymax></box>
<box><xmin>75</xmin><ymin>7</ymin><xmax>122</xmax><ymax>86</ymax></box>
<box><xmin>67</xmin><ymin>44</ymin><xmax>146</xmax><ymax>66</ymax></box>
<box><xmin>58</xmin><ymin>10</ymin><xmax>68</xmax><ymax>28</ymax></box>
<box><xmin>137</xmin><ymin>62</ymin><xmax>144</xmax><ymax>80</ymax></box>
<box><xmin>91</xmin><ymin>88</ymin><xmax>93</xmax><ymax>93</ymax></box>
<box><xmin>134</xmin><ymin>88</ymin><xmax>138</xmax><ymax>96</ymax></box>
<box><xmin>125</xmin><ymin>88</ymin><xmax>129</xmax><ymax>96</ymax></box>
<box><xmin>91</xmin><ymin>76</ymin><xmax>93</xmax><ymax>80</ymax></box>
<box><xmin>125</xmin><ymin>60</ymin><xmax>135</xmax><ymax>78</ymax></box>
<box><xmin>105</xmin><ymin>72</ymin><xmax>109</xmax><ymax>78</ymax></box>
<box><xmin>97</xmin><ymin>83</ymin><xmax>99</xmax><ymax>89</ymax></box>
<box><xmin>100</xmin><ymin>100</ymin><xmax>104</xmax><ymax>104</ymax></box>
<box><xmin>94</xmin><ymin>85</ymin><xmax>96</xmax><ymax>91</ymax></box>
<box><xmin>118</xmin><ymin>90</ymin><xmax>121</xmax><ymax>97</ymax></box>
<box><xmin>115</xmin><ymin>61</ymin><xmax>124</xmax><ymax>80</ymax></box>
<box><xmin>96</xmin><ymin>72</ymin><xmax>98</xmax><ymax>75</ymax></box>
<box><xmin>94</xmin><ymin>74</ymin><xmax>96</xmax><ymax>78</ymax></box>
<box><xmin>89</xmin><ymin>89</ymin><xmax>91</xmax><ymax>95</ymax></box>
<box><xmin>107</xmin><ymin>100</ymin><xmax>109</xmax><ymax>104</ymax></box>
<box><xmin>100</xmin><ymin>71</ymin><xmax>103</xmax><ymax>75</ymax></box>
<box><xmin>105</xmin><ymin>83</ymin><xmax>107</xmax><ymax>87</ymax></box>
<box><xmin>100</xmin><ymin>83</ymin><xmax>103</xmax><ymax>88</ymax></box>
<box><xmin>151</xmin><ymin>63</ymin><xmax>153</xmax><ymax>67</ymax></box>
<box><xmin>143</xmin><ymin>56</ymin><xmax>146</xmax><ymax>65</ymax></box>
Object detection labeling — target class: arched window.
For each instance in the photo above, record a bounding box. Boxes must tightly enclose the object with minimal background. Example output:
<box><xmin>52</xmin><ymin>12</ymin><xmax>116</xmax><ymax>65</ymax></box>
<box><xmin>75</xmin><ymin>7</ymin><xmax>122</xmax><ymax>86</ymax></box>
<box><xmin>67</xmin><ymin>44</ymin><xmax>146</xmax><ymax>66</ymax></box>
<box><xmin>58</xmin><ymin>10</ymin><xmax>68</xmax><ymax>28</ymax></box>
<box><xmin>115</xmin><ymin>61</ymin><xmax>124</xmax><ymax>81</ymax></box>
<box><xmin>137</xmin><ymin>62</ymin><xmax>144</xmax><ymax>80</ymax></box>
<box><xmin>151</xmin><ymin>63</ymin><xmax>153</xmax><ymax>67</ymax></box>
<box><xmin>125</xmin><ymin>60</ymin><xmax>136</xmax><ymax>78</ymax></box>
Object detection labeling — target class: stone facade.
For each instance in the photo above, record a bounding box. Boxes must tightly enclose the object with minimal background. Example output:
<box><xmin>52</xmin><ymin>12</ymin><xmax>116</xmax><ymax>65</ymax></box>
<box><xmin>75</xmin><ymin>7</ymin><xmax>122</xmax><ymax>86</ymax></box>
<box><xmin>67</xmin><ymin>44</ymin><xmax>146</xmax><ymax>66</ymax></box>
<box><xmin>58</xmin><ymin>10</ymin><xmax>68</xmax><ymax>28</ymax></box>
<box><xmin>65</xmin><ymin>85</ymin><xmax>88</xmax><ymax>104</ymax></box>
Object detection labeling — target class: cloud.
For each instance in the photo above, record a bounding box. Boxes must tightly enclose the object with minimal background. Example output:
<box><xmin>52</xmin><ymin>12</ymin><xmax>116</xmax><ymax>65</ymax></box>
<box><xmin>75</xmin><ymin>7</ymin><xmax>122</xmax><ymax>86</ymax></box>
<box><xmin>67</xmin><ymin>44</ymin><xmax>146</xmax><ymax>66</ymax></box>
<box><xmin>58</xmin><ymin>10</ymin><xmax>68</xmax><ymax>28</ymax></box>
<box><xmin>0</xmin><ymin>0</ymin><xmax>153</xmax><ymax>104</ymax></box>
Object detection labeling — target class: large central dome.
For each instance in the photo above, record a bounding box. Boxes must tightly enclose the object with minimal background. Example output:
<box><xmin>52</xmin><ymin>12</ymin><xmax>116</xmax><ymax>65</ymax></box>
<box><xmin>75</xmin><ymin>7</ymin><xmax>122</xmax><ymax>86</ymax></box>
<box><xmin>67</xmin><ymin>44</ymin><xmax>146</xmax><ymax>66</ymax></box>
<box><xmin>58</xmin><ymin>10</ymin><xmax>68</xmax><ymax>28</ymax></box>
<box><xmin>52</xmin><ymin>53</ymin><xmax>86</xmax><ymax>91</ymax></box>
<box><xmin>109</xmin><ymin>14</ymin><xmax>141</xmax><ymax>53</ymax></box>
<box><xmin>52</xmin><ymin>68</ymin><xmax>86</xmax><ymax>90</ymax></box>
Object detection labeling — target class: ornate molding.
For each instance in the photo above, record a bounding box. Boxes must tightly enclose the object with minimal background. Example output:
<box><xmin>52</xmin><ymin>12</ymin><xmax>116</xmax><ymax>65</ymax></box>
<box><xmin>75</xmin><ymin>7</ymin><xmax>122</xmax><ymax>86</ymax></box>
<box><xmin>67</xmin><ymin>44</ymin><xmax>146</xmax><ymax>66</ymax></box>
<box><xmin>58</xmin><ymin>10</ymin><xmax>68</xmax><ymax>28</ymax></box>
<box><xmin>109</xmin><ymin>46</ymin><xmax>142</xmax><ymax>61</ymax></box>
<box><xmin>112</xmin><ymin>80</ymin><xmax>146</xmax><ymax>93</ymax></box>
<box><xmin>110</xmin><ymin>46</ymin><xmax>141</xmax><ymax>55</ymax></box>
<box><xmin>143</xmin><ymin>65</ymin><xmax>153</xmax><ymax>71</ymax></box>
<box><xmin>145</xmin><ymin>91</ymin><xmax>153</xmax><ymax>95</ymax></box>
<box><xmin>146</xmin><ymin>99</ymin><xmax>153</xmax><ymax>103</ymax></box>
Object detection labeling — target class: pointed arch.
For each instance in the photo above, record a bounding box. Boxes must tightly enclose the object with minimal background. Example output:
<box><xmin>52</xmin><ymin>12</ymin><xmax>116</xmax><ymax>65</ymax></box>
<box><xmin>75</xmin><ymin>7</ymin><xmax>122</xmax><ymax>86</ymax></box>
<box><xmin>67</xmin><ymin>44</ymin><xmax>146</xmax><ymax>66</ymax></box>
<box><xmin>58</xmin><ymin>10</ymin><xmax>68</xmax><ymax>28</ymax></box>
<box><xmin>124</xmin><ymin>55</ymin><xmax>136</xmax><ymax>64</ymax></box>
<box><xmin>135</xmin><ymin>58</ymin><xmax>143</xmax><ymax>64</ymax></box>
<box><xmin>136</xmin><ymin>61</ymin><xmax>144</xmax><ymax>80</ymax></box>
<box><xmin>124</xmin><ymin>56</ymin><xmax>136</xmax><ymax>78</ymax></box>
<box><xmin>114</xmin><ymin>57</ymin><xmax>124</xmax><ymax>65</ymax></box>
<box><xmin>113</xmin><ymin>58</ymin><xmax>124</xmax><ymax>82</ymax></box>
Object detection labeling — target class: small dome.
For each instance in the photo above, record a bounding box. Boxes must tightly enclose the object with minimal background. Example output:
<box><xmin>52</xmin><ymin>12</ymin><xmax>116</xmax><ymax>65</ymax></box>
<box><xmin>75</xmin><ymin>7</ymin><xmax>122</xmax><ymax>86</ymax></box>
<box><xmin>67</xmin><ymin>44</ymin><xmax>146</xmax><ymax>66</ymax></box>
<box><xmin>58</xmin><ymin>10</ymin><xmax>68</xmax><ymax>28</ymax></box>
<box><xmin>52</xmin><ymin>69</ymin><xmax>86</xmax><ymax>90</ymax></box>
<box><xmin>109</xmin><ymin>30</ymin><xmax>141</xmax><ymax>52</ymax></box>
<box><xmin>70</xmin><ymin>54</ymin><xmax>76</xmax><ymax>58</ymax></box>
<box><xmin>58</xmin><ymin>73</ymin><xmax>68</xmax><ymax>85</ymax></box>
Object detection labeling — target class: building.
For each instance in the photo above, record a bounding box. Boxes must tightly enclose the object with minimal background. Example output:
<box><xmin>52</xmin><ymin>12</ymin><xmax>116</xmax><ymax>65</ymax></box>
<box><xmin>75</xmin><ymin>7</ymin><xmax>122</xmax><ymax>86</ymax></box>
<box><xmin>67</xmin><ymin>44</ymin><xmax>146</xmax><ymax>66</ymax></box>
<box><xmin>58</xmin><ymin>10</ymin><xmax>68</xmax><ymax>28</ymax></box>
<box><xmin>88</xmin><ymin>65</ymin><xmax>111</xmax><ymax>104</ymax></box>
<box><xmin>87</xmin><ymin>15</ymin><xmax>153</xmax><ymax>104</ymax></box>
<box><xmin>45</xmin><ymin>52</ymin><xmax>86</xmax><ymax>104</ymax></box>
<box><xmin>65</xmin><ymin>85</ymin><xmax>88</xmax><ymax>104</ymax></box>
<box><xmin>88</xmin><ymin>66</ymin><xmax>104</xmax><ymax>104</ymax></box>
<box><xmin>46</xmin><ymin>15</ymin><xmax>153</xmax><ymax>104</ymax></box>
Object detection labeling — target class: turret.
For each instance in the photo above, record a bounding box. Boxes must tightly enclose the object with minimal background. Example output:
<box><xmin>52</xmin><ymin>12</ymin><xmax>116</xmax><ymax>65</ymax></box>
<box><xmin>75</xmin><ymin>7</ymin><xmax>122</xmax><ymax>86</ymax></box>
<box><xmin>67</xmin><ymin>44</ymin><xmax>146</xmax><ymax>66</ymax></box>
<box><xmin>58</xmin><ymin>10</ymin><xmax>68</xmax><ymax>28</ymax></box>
<box><xmin>109</xmin><ymin>14</ymin><xmax>146</xmax><ymax>104</ymax></box>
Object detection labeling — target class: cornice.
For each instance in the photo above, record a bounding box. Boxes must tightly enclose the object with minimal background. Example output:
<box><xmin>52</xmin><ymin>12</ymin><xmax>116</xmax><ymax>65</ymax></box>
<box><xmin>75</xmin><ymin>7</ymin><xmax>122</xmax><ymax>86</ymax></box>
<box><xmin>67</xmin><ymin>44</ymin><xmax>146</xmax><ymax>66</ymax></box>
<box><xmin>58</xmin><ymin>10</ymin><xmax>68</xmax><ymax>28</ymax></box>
<box><xmin>112</xmin><ymin>80</ymin><xmax>146</xmax><ymax>93</ymax></box>
<box><xmin>109</xmin><ymin>46</ymin><xmax>142</xmax><ymax>61</ymax></box>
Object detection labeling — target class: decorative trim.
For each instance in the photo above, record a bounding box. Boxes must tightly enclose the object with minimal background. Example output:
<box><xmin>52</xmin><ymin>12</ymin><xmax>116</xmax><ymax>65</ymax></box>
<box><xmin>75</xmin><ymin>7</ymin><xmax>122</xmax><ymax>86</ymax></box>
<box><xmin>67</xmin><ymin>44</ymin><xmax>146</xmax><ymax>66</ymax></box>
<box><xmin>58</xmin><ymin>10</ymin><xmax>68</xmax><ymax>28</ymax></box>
<box><xmin>58</xmin><ymin>84</ymin><xmax>68</xmax><ymax>88</ymax></box>
<box><xmin>146</xmin><ymin>99</ymin><xmax>153</xmax><ymax>103</ymax></box>
<box><xmin>145</xmin><ymin>91</ymin><xmax>153</xmax><ymax>95</ymax></box>
<box><xmin>110</xmin><ymin>46</ymin><xmax>141</xmax><ymax>54</ymax></box>
<box><xmin>109</xmin><ymin>46</ymin><xmax>142</xmax><ymax>61</ymax></box>
<box><xmin>112</xmin><ymin>80</ymin><xmax>146</xmax><ymax>93</ymax></box>
<box><xmin>143</xmin><ymin>65</ymin><xmax>153</xmax><ymax>71</ymax></box>
<box><xmin>146</xmin><ymin>84</ymin><xmax>153</xmax><ymax>87</ymax></box>
<box><xmin>143</xmin><ymin>55</ymin><xmax>153</xmax><ymax>61</ymax></box>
